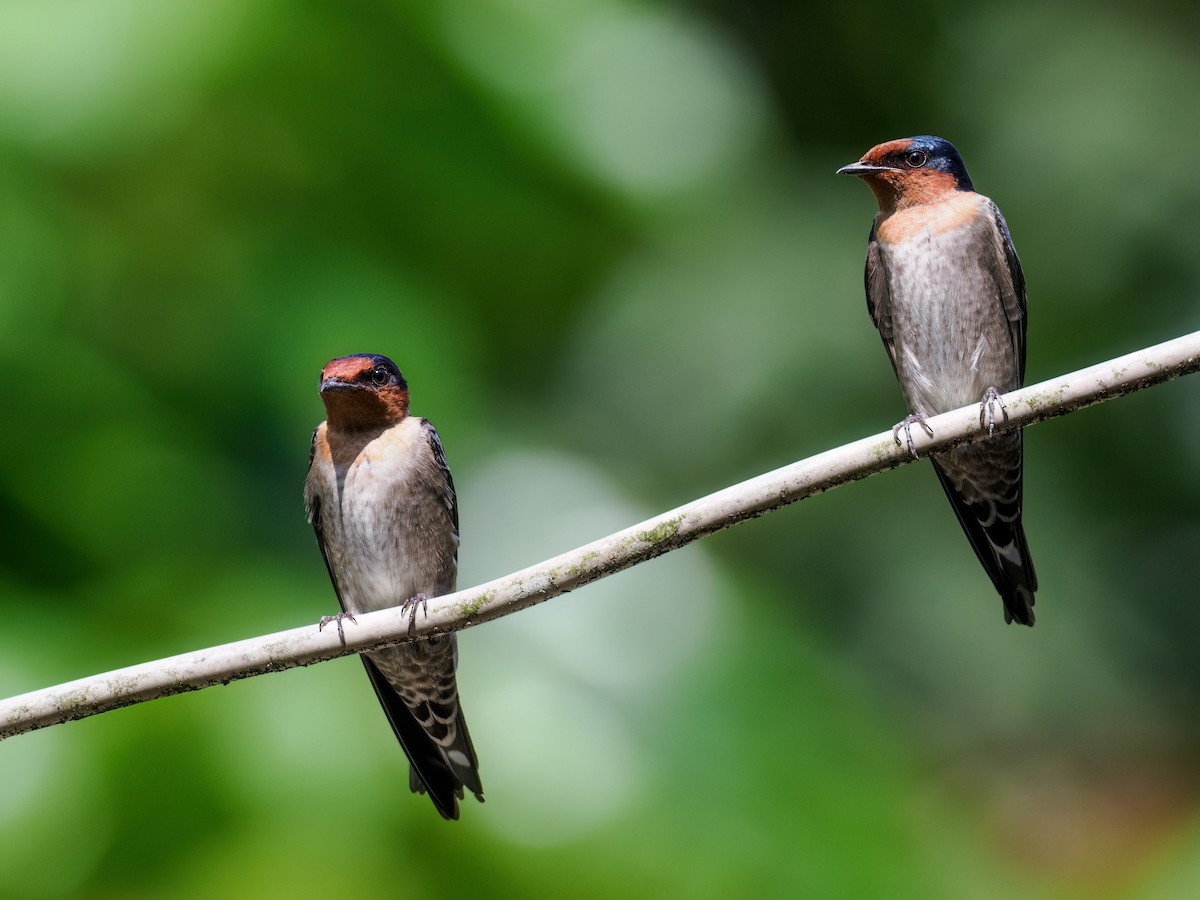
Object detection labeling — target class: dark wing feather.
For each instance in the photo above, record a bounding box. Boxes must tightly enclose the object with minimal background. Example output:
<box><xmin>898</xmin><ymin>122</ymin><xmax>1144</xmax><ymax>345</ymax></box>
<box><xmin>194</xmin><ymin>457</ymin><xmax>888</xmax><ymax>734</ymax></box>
<box><xmin>422</xmin><ymin>419</ymin><xmax>459</xmax><ymax>539</ymax></box>
<box><xmin>930</xmin><ymin>208</ymin><xmax>1037</xmax><ymax>624</ymax></box>
<box><xmin>373</xmin><ymin>421</ymin><xmax>481</xmax><ymax>816</ymax></box>
<box><xmin>865</xmin><ymin>220</ymin><xmax>900</xmax><ymax>375</ymax></box>
<box><xmin>990</xmin><ymin>202</ymin><xmax>1028</xmax><ymax>384</ymax></box>
<box><xmin>931</xmin><ymin>438</ymin><xmax>1037</xmax><ymax>626</ymax></box>
<box><xmin>945</xmin><ymin>201</ymin><xmax>1036</xmax><ymax>625</ymax></box>
<box><xmin>360</xmin><ymin>655</ymin><xmax>469</xmax><ymax>821</ymax></box>
<box><xmin>306</xmin><ymin>427</ymin><xmax>348</xmax><ymax>612</ymax></box>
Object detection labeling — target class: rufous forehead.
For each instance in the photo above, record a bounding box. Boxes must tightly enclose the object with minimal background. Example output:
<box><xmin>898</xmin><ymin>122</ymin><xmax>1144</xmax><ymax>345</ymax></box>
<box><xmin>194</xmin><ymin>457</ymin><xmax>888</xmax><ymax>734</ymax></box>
<box><xmin>320</xmin><ymin>356</ymin><xmax>375</xmax><ymax>382</ymax></box>
<box><xmin>861</xmin><ymin>138</ymin><xmax>914</xmax><ymax>164</ymax></box>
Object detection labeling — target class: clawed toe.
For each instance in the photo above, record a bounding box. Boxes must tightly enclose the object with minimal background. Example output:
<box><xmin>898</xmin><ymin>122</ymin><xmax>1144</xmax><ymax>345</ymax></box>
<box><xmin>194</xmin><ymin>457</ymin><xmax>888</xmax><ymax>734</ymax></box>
<box><xmin>978</xmin><ymin>387</ymin><xmax>1009</xmax><ymax>436</ymax></box>
<box><xmin>318</xmin><ymin>611</ymin><xmax>358</xmax><ymax>648</ymax></box>
<box><xmin>399</xmin><ymin>592</ymin><xmax>429</xmax><ymax>635</ymax></box>
<box><xmin>892</xmin><ymin>413</ymin><xmax>934</xmax><ymax>459</ymax></box>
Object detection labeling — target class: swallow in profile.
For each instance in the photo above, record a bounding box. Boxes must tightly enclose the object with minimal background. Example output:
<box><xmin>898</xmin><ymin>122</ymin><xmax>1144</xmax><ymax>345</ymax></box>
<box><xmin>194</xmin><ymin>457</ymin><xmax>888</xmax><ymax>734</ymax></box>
<box><xmin>304</xmin><ymin>353</ymin><xmax>483</xmax><ymax>818</ymax></box>
<box><xmin>837</xmin><ymin>135</ymin><xmax>1037</xmax><ymax>625</ymax></box>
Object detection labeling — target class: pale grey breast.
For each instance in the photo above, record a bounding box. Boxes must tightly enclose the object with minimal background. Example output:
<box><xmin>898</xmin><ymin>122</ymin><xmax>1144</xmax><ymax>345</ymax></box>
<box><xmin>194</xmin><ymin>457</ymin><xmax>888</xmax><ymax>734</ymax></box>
<box><xmin>878</xmin><ymin>197</ymin><xmax>1019</xmax><ymax>417</ymax></box>
<box><xmin>327</xmin><ymin>417</ymin><xmax>458</xmax><ymax>615</ymax></box>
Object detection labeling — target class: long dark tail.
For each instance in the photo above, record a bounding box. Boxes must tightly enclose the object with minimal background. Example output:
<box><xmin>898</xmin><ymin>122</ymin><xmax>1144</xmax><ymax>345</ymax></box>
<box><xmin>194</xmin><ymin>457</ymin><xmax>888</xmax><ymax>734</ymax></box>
<box><xmin>361</xmin><ymin>640</ymin><xmax>483</xmax><ymax>820</ymax></box>
<box><xmin>931</xmin><ymin>430</ymin><xmax>1037</xmax><ymax>626</ymax></box>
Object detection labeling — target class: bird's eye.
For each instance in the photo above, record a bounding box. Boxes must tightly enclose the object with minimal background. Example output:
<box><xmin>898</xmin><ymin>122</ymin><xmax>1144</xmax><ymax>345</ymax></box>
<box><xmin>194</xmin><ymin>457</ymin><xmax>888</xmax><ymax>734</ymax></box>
<box><xmin>370</xmin><ymin>366</ymin><xmax>391</xmax><ymax>386</ymax></box>
<box><xmin>905</xmin><ymin>150</ymin><xmax>928</xmax><ymax>168</ymax></box>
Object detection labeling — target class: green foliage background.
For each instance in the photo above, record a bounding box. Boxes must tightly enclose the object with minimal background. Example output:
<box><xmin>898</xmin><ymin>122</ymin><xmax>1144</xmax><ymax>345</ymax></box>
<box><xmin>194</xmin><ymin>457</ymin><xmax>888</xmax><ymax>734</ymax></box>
<box><xmin>2</xmin><ymin>1</ymin><xmax>1199</xmax><ymax>897</ymax></box>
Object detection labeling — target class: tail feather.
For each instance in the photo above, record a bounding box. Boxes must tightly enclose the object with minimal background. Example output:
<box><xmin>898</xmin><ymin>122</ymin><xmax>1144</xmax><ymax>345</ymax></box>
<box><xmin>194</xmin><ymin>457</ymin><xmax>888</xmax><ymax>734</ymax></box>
<box><xmin>932</xmin><ymin>430</ymin><xmax>1037</xmax><ymax>626</ymax></box>
<box><xmin>361</xmin><ymin>641</ymin><xmax>483</xmax><ymax>820</ymax></box>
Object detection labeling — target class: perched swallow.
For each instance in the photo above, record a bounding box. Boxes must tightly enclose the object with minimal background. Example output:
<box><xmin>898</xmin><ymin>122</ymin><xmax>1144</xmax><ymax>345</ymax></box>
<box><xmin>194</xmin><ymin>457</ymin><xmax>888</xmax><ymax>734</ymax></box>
<box><xmin>837</xmin><ymin>136</ymin><xmax>1037</xmax><ymax>625</ymax></box>
<box><xmin>304</xmin><ymin>353</ymin><xmax>483</xmax><ymax>818</ymax></box>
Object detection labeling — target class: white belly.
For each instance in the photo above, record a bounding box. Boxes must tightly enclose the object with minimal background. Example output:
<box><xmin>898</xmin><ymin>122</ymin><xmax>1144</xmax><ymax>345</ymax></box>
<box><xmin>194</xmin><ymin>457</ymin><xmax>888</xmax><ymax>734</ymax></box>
<box><xmin>880</xmin><ymin>225</ymin><xmax>1016</xmax><ymax>415</ymax></box>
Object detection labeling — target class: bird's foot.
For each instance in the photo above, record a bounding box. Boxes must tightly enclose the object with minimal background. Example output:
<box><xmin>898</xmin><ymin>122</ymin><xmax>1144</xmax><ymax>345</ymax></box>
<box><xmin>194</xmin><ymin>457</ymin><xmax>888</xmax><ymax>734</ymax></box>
<box><xmin>318</xmin><ymin>611</ymin><xmax>357</xmax><ymax>648</ymax></box>
<box><xmin>400</xmin><ymin>592</ymin><xmax>429</xmax><ymax>636</ymax></box>
<box><xmin>978</xmin><ymin>386</ymin><xmax>1009</xmax><ymax>437</ymax></box>
<box><xmin>892</xmin><ymin>412</ymin><xmax>934</xmax><ymax>459</ymax></box>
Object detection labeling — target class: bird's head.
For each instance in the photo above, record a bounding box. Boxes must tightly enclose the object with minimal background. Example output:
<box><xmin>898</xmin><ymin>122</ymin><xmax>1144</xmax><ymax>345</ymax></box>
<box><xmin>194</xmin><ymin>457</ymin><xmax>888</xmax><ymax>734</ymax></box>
<box><xmin>317</xmin><ymin>353</ymin><xmax>410</xmax><ymax>431</ymax></box>
<box><xmin>837</xmin><ymin>135</ymin><xmax>973</xmax><ymax>212</ymax></box>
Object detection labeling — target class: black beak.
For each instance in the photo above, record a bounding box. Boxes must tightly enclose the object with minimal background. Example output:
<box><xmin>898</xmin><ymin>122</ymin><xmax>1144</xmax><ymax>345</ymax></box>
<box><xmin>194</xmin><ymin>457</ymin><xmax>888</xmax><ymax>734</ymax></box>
<box><xmin>319</xmin><ymin>378</ymin><xmax>358</xmax><ymax>395</ymax></box>
<box><xmin>836</xmin><ymin>161</ymin><xmax>898</xmax><ymax>176</ymax></box>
